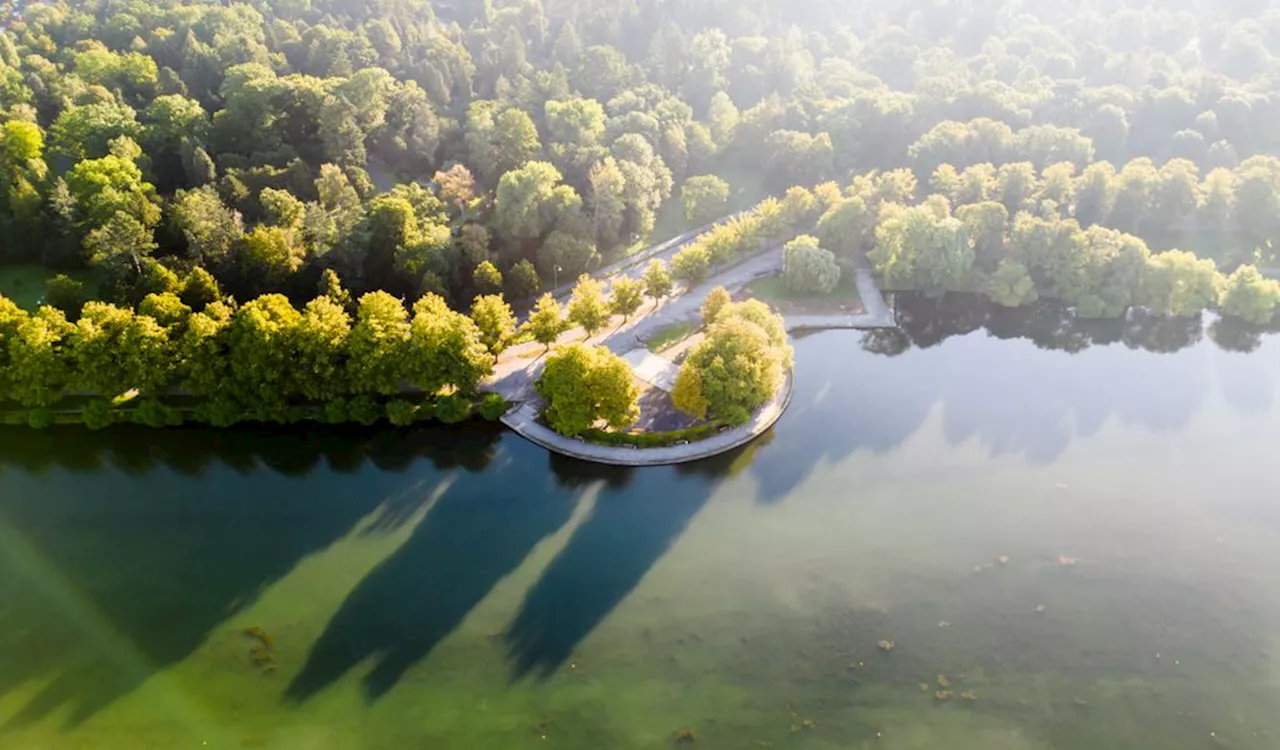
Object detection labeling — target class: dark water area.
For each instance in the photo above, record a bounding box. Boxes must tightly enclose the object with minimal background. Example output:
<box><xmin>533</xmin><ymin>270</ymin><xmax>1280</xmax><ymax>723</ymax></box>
<box><xmin>1</xmin><ymin>296</ymin><xmax>1279</xmax><ymax>749</ymax></box>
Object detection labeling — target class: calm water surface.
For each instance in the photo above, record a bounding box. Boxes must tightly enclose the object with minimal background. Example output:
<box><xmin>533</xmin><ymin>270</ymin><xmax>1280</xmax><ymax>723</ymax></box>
<box><xmin>2</xmin><ymin>300</ymin><xmax>1279</xmax><ymax>749</ymax></box>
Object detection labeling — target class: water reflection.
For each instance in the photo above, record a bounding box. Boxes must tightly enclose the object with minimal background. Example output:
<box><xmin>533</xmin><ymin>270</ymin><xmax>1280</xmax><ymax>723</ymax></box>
<box><xmin>751</xmin><ymin>294</ymin><xmax>1279</xmax><ymax>502</ymax></box>
<box><xmin>0</xmin><ymin>423</ymin><xmax>502</xmax><ymax>727</ymax></box>
<box><xmin>3</xmin><ymin>296</ymin><xmax>1280</xmax><ymax>733</ymax></box>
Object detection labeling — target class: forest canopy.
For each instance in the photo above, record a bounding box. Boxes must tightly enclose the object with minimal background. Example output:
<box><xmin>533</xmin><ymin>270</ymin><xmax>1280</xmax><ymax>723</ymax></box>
<box><xmin>5</xmin><ymin>0</ymin><xmax>1280</xmax><ymax>429</ymax></box>
<box><xmin>6</xmin><ymin>0</ymin><xmax>1280</xmax><ymax>312</ymax></box>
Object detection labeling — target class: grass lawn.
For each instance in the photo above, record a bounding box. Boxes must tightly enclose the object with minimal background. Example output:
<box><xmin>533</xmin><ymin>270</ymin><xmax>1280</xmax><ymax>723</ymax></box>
<box><xmin>0</xmin><ymin>264</ymin><xmax>100</xmax><ymax>311</ymax></box>
<box><xmin>744</xmin><ymin>272</ymin><xmax>864</xmax><ymax>314</ymax></box>
<box><xmin>644</xmin><ymin>321</ymin><xmax>698</xmax><ymax>353</ymax></box>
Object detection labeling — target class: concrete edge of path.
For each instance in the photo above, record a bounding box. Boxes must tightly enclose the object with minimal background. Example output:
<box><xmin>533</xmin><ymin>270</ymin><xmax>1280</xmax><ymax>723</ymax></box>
<box><xmin>499</xmin><ymin>373</ymin><xmax>794</xmax><ymax>467</ymax></box>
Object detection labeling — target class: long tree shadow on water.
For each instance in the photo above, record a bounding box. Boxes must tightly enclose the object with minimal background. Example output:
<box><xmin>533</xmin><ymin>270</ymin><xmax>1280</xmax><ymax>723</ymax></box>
<box><xmin>0</xmin><ymin>422</ymin><xmax>500</xmax><ymax>730</ymax></box>
<box><xmin>285</xmin><ymin>451</ymin><xmax>582</xmax><ymax>702</ymax></box>
<box><xmin>503</xmin><ymin>453</ymin><xmax>745</xmax><ymax>680</ymax></box>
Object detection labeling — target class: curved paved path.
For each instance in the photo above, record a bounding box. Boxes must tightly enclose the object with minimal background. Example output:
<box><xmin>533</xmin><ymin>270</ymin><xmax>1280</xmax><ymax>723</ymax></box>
<box><xmin>488</xmin><ymin>223</ymin><xmax>894</xmax><ymax>467</ymax></box>
<box><xmin>500</xmin><ymin>374</ymin><xmax>792</xmax><ymax>467</ymax></box>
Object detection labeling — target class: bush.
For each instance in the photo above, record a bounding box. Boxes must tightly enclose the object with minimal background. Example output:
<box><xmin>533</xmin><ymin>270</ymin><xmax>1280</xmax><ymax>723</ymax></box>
<box><xmin>386</xmin><ymin>399</ymin><xmax>419</xmax><ymax>426</ymax></box>
<box><xmin>26</xmin><ymin>408</ymin><xmax>53</xmax><ymax>429</ymax></box>
<box><xmin>134</xmin><ymin>399</ymin><xmax>181</xmax><ymax>427</ymax></box>
<box><xmin>323</xmin><ymin>399</ymin><xmax>349</xmax><ymax>424</ymax></box>
<box><xmin>347</xmin><ymin>395</ymin><xmax>382</xmax><ymax>425</ymax></box>
<box><xmin>478</xmin><ymin>393</ymin><xmax>510</xmax><ymax>421</ymax></box>
<box><xmin>435</xmin><ymin>393</ymin><xmax>473</xmax><ymax>424</ymax></box>
<box><xmin>83</xmin><ymin>399</ymin><xmax>117</xmax><ymax>430</ymax></box>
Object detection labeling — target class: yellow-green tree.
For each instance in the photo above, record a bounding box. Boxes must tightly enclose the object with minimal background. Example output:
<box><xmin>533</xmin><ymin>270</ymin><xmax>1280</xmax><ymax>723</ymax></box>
<box><xmin>536</xmin><ymin>342</ymin><xmax>639</xmax><ymax>436</ymax></box>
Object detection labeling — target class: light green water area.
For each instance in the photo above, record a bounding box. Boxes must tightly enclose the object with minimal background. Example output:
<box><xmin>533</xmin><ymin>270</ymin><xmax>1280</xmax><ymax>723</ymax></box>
<box><xmin>2</xmin><ymin>298</ymin><xmax>1279</xmax><ymax>749</ymax></box>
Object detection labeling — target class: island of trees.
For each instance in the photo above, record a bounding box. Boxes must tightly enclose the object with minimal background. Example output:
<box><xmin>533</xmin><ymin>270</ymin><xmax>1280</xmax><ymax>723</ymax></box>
<box><xmin>5</xmin><ymin>0</ymin><xmax>1280</xmax><ymax>430</ymax></box>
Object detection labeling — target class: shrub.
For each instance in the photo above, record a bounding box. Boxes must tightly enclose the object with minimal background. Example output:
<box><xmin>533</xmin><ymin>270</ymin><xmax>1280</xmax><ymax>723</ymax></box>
<box><xmin>26</xmin><ymin>408</ymin><xmax>53</xmax><ymax>429</ymax></box>
<box><xmin>386</xmin><ymin>399</ymin><xmax>419</xmax><ymax>426</ymax></box>
<box><xmin>83</xmin><ymin>399</ymin><xmax>117</xmax><ymax>430</ymax></box>
<box><xmin>435</xmin><ymin>393</ymin><xmax>473</xmax><ymax>424</ymax></box>
<box><xmin>478</xmin><ymin>393</ymin><xmax>510</xmax><ymax>421</ymax></box>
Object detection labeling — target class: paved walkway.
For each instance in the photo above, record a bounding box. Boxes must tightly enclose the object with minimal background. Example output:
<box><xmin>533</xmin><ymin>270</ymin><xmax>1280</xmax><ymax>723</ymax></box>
<box><xmin>499</xmin><ymin>374</ymin><xmax>792</xmax><ymax>467</ymax></box>
<box><xmin>785</xmin><ymin>264</ymin><xmax>895</xmax><ymax>331</ymax></box>
<box><xmin>622</xmin><ymin>349</ymin><xmax>679</xmax><ymax>392</ymax></box>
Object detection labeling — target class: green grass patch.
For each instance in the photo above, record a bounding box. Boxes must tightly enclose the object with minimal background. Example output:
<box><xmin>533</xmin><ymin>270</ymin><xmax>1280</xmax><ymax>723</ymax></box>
<box><xmin>0</xmin><ymin>264</ymin><xmax>100</xmax><ymax>311</ymax></box>
<box><xmin>745</xmin><ymin>273</ymin><xmax>863</xmax><ymax>306</ymax></box>
<box><xmin>581</xmin><ymin>420</ymin><xmax>726</xmax><ymax>448</ymax></box>
<box><xmin>644</xmin><ymin>321</ymin><xmax>698</xmax><ymax>353</ymax></box>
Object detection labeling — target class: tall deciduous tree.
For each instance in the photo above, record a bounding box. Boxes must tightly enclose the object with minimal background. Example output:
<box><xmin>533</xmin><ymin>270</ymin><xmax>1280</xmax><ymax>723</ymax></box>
<box><xmin>567</xmin><ymin>274</ymin><xmax>611</xmax><ymax>336</ymax></box>
<box><xmin>523</xmin><ymin>293</ymin><xmax>569</xmax><ymax>350</ymax></box>
<box><xmin>536</xmin><ymin>342</ymin><xmax>639</xmax><ymax>436</ymax></box>
<box><xmin>609</xmin><ymin>276</ymin><xmax>645</xmax><ymax>320</ymax></box>
<box><xmin>643</xmin><ymin>259</ymin><xmax>673</xmax><ymax>299</ymax></box>
<box><xmin>682</xmin><ymin>174</ymin><xmax>731</xmax><ymax>224</ymax></box>
<box><xmin>470</xmin><ymin>294</ymin><xmax>516</xmax><ymax>354</ymax></box>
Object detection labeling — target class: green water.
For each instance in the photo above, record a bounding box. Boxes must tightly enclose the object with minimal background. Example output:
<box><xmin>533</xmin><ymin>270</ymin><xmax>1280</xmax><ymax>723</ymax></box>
<box><xmin>2</xmin><ymin>300</ymin><xmax>1280</xmax><ymax>749</ymax></box>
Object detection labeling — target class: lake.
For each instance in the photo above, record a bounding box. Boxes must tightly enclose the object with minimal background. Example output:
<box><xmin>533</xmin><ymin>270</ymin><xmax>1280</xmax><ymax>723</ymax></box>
<box><xmin>1</xmin><ymin>296</ymin><xmax>1279</xmax><ymax>749</ymax></box>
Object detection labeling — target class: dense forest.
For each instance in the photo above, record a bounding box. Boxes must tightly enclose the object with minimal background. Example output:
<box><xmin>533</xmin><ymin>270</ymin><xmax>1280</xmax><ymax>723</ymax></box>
<box><xmin>5</xmin><ymin>0</ymin><xmax>1280</xmax><ymax>424</ymax></box>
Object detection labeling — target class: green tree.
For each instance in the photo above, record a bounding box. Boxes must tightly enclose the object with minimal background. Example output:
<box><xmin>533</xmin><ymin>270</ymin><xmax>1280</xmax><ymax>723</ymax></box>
<box><xmin>985</xmin><ymin>259</ymin><xmax>1038</xmax><ymax>307</ymax></box>
<box><xmin>701</xmin><ymin>285</ymin><xmax>732</xmax><ymax>326</ymax></box>
<box><xmin>682</xmin><ymin>174</ymin><xmax>731</xmax><ymax>225</ymax></box>
<box><xmin>170</xmin><ymin>185</ymin><xmax>243</xmax><ymax>269</ymax></box>
<box><xmin>407</xmin><ymin>293</ymin><xmax>494</xmax><ymax>396</ymax></box>
<box><xmin>609</xmin><ymin>276</ymin><xmax>645</xmax><ymax>320</ymax></box>
<box><xmin>523</xmin><ymin>293</ymin><xmax>569</xmax><ymax>350</ymax></box>
<box><xmin>473</xmin><ymin>260</ymin><xmax>503</xmax><ymax>294</ymax></box>
<box><xmin>228</xmin><ymin>295</ymin><xmax>303</xmax><ymax>413</ymax></box>
<box><xmin>506</xmin><ymin>259</ymin><xmax>541</xmax><ymax>300</ymax></box>
<box><xmin>9</xmin><ymin>307</ymin><xmax>74</xmax><ymax>407</ymax></box>
<box><xmin>181</xmin><ymin>267</ymin><xmax>222</xmax><ymax>310</ymax></box>
<box><xmin>294</xmin><ymin>295</ymin><xmax>351</xmax><ymax>400</ymax></box>
<box><xmin>316</xmin><ymin>268</ymin><xmax>352</xmax><ymax>311</ymax></box>
<box><xmin>816</xmin><ymin>197</ymin><xmax>874</xmax><ymax>259</ymax></box>
<box><xmin>0</xmin><ymin>120</ymin><xmax>48</xmax><ymax>249</ymax></box>
<box><xmin>955</xmin><ymin>201</ymin><xmax>1009</xmax><ymax>270</ymax></box>
<box><xmin>68</xmin><ymin>301</ymin><xmax>173</xmax><ymax>396</ymax></box>
<box><xmin>346</xmin><ymin>291</ymin><xmax>410</xmax><ymax>395</ymax></box>
<box><xmin>567</xmin><ymin>274</ymin><xmax>611</xmax><ymax>336</ymax></box>
<box><xmin>782</xmin><ymin>235</ymin><xmax>841</xmax><ymax>295</ymax></box>
<box><xmin>1139</xmin><ymin>251</ymin><xmax>1221</xmax><ymax>318</ymax></box>
<box><xmin>45</xmin><ymin>275</ymin><xmax>87</xmax><ymax>319</ymax></box>
<box><xmin>674</xmin><ymin>302</ymin><xmax>790</xmax><ymax>425</ymax></box>
<box><xmin>470</xmin><ymin>294</ymin><xmax>516</xmax><ymax>354</ymax></box>
<box><xmin>138</xmin><ymin>292</ymin><xmax>192</xmax><ymax>332</ymax></box>
<box><xmin>84</xmin><ymin>211</ymin><xmax>158</xmax><ymax>276</ymax></box>
<box><xmin>536</xmin><ymin>343</ymin><xmax>639</xmax><ymax>436</ymax></box>
<box><xmin>239</xmin><ymin>225</ymin><xmax>305</xmax><ymax>289</ymax></box>
<box><xmin>671</xmin><ymin>243</ymin><xmax>711</xmax><ymax>284</ymax></box>
<box><xmin>643</xmin><ymin>258</ymin><xmax>674</xmax><ymax>299</ymax></box>
<box><xmin>493</xmin><ymin>161</ymin><xmax>577</xmax><ymax>242</ymax></box>
<box><xmin>1219</xmin><ymin>265</ymin><xmax>1280</xmax><ymax>325</ymax></box>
